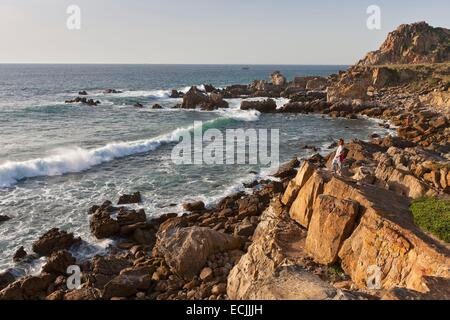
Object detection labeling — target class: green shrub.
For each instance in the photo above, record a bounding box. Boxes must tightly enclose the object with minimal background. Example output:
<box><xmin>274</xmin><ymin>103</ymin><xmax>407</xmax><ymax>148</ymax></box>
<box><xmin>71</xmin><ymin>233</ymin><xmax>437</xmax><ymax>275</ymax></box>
<box><xmin>411</xmin><ymin>197</ymin><xmax>450</xmax><ymax>243</ymax></box>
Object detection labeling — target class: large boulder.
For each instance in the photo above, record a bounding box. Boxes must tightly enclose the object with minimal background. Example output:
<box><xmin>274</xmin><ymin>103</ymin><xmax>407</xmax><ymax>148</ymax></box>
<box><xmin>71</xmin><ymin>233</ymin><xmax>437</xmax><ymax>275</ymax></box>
<box><xmin>305</xmin><ymin>195</ymin><xmax>359</xmax><ymax>265</ymax></box>
<box><xmin>32</xmin><ymin>229</ymin><xmax>81</xmax><ymax>257</ymax></box>
<box><xmin>282</xmin><ymin>161</ymin><xmax>316</xmax><ymax>206</ymax></box>
<box><xmin>320</xmin><ymin>176</ymin><xmax>450</xmax><ymax>293</ymax></box>
<box><xmin>90</xmin><ymin>210</ymin><xmax>120</xmax><ymax>239</ymax></box>
<box><xmin>289</xmin><ymin>171</ymin><xmax>327</xmax><ymax>228</ymax></box>
<box><xmin>154</xmin><ymin>225</ymin><xmax>243</xmax><ymax>280</ymax></box>
<box><xmin>102</xmin><ymin>266</ymin><xmax>153</xmax><ymax>299</ymax></box>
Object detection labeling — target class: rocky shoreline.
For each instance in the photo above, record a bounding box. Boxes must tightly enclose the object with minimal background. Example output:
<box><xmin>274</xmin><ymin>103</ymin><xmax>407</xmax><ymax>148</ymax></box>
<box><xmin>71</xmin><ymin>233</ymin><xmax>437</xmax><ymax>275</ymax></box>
<box><xmin>0</xmin><ymin>21</ymin><xmax>449</xmax><ymax>300</ymax></box>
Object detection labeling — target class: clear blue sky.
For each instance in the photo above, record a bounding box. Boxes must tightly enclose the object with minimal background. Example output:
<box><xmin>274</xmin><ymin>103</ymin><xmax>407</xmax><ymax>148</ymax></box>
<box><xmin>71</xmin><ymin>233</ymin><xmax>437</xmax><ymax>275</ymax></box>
<box><xmin>1</xmin><ymin>0</ymin><xmax>449</xmax><ymax>64</ymax></box>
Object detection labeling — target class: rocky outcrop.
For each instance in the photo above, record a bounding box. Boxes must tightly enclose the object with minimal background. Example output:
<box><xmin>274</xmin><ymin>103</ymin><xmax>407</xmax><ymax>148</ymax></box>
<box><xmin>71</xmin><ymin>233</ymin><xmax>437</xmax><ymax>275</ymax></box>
<box><xmin>240</xmin><ymin>99</ymin><xmax>277</xmax><ymax>113</ymax></box>
<box><xmin>117</xmin><ymin>192</ymin><xmax>142</xmax><ymax>205</ymax></box>
<box><xmin>358</xmin><ymin>22</ymin><xmax>450</xmax><ymax>66</ymax></box>
<box><xmin>285</xmin><ymin>168</ymin><xmax>450</xmax><ymax>294</ymax></box>
<box><xmin>181</xmin><ymin>87</ymin><xmax>228</xmax><ymax>110</ymax></box>
<box><xmin>154</xmin><ymin>223</ymin><xmax>243</xmax><ymax>280</ymax></box>
<box><xmin>32</xmin><ymin>229</ymin><xmax>81</xmax><ymax>257</ymax></box>
<box><xmin>227</xmin><ymin>200</ymin><xmax>349</xmax><ymax>300</ymax></box>
<box><xmin>42</xmin><ymin>250</ymin><xmax>76</xmax><ymax>275</ymax></box>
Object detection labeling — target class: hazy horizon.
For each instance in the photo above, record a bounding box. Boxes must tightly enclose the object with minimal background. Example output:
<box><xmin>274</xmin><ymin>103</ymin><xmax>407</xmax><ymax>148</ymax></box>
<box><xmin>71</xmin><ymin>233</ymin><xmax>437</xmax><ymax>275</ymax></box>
<box><xmin>1</xmin><ymin>0</ymin><xmax>449</xmax><ymax>65</ymax></box>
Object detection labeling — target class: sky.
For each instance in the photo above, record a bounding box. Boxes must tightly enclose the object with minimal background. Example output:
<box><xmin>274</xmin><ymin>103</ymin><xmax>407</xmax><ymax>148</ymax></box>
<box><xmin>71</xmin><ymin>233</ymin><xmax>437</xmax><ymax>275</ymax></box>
<box><xmin>0</xmin><ymin>0</ymin><xmax>449</xmax><ymax>65</ymax></box>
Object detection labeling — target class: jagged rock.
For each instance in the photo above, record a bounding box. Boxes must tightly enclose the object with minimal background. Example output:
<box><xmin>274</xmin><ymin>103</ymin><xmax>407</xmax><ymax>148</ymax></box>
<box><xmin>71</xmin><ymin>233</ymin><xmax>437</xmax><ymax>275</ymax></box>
<box><xmin>92</xmin><ymin>256</ymin><xmax>132</xmax><ymax>276</ymax></box>
<box><xmin>134</xmin><ymin>102</ymin><xmax>144</xmax><ymax>108</ymax></box>
<box><xmin>282</xmin><ymin>161</ymin><xmax>316</xmax><ymax>206</ymax></box>
<box><xmin>181</xmin><ymin>87</ymin><xmax>228</xmax><ymax>110</ymax></box>
<box><xmin>289</xmin><ymin>170</ymin><xmax>328</xmax><ymax>228</ymax></box>
<box><xmin>154</xmin><ymin>225</ymin><xmax>243</xmax><ymax>280</ymax></box>
<box><xmin>273</xmin><ymin>158</ymin><xmax>300</xmax><ymax>179</ymax></box>
<box><xmin>152</xmin><ymin>104</ymin><xmax>163</xmax><ymax>109</ymax></box>
<box><xmin>318</xmin><ymin>176</ymin><xmax>450</xmax><ymax>292</ymax></box>
<box><xmin>0</xmin><ymin>273</ymin><xmax>56</xmax><ymax>300</ymax></box>
<box><xmin>170</xmin><ymin>89</ymin><xmax>184</xmax><ymax>98</ymax></box>
<box><xmin>358</xmin><ymin>22</ymin><xmax>450</xmax><ymax>66</ymax></box>
<box><xmin>42</xmin><ymin>250</ymin><xmax>76</xmax><ymax>275</ymax></box>
<box><xmin>240</xmin><ymin>99</ymin><xmax>277</xmax><ymax>113</ymax></box>
<box><xmin>117</xmin><ymin>192</ymin><xmax>141</xmax><ymax>205</ymax></box>
<box><xmin>104</xmin><ymin>89</ymin><xmax>122</xmax><ymax>94</ymax></box>
<box><xmin>305</xmin><ymin>195</ymin><xmax>359</xmax><ymax>265</ymax></box>
<box><xmin>78</xmin><ymin>90</ymin><xmax>88</xmax><ymax>95</ymax></box>
<box><xmin>90</xmin><ymin>210</ymin><xmax>120</xmax><ymax>239</ymax></box>
<box><xmin>32</xmin><ymin>228</ymin><xmax>81</xmax><ymax>257</ymax></box>
<box><xmin>117</xmin><ymin>208</ymin><xmax>146</xmax><ymax>226</ymax></box>
<box><xmin>13</xmin><ymin>247</ymin><xmax>27</xmax><ymax>262</ymax></box>
<box><xmin>228</xmin><ymin>200</ymin><xmax>341</xmax><ymax>300</ymax></box>
<box><xmin>102</xmin><ymin>266</ymin><xmax>153</xmax><ymax>299</ymax></box>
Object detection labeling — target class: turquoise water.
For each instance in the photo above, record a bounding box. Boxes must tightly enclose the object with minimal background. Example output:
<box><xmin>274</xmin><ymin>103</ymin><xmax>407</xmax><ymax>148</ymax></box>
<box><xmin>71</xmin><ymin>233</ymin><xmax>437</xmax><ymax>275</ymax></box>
<box><xmin>0</xmin><ymin>64</ymin><xmax>389</xmax><ymax>273</ymax></box>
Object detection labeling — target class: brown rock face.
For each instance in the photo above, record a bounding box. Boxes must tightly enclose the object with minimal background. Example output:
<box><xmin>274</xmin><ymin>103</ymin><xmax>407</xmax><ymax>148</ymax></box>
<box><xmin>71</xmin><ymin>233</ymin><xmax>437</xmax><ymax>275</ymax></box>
<box><xmin>358</xmin><ymin>22</ymin><xmax>450</xmax><ymax>66</ymax></box>
<box><xmin>181</xmin><ymin>87</ymin><xmax>228</xmax><ymax>110</ymax></box>
<box><xmin>32</xmin><ymin>228</ymin><xmax>81</xmax><ymax>257</ymax></box>
<box><xmin>244</xmin><ymin>266</ymin><xmax>337</xmax><ymax>300</ymax></box>
<box><xmin>64</xmin><ymin>287</ymin><xmax>102</xmax><ymax>300</ymax></box>
<box><xmin>305</xmin><ymin>195</ymin><xmax>359</xmax><ymax>265</ymax></box>
<box><xmin>102</xmin><ymin>266</ymin><xmax>152</xmax><ymax>299</ymax></box>
<box><xmin>90</xmin><ymin>210</ymin><xmax>120</xmax><ymax>239</ymax></box>
<box><xmin>154</xmin><ymin>225</ymin><xmax>243</xmax><ymax>280</ymax></box>
<box><xmin>227</xmin><ymin>201</ymin><xmax>340</xmax><ymax>300</ymax></box>
<box><xmin>42</xmin><ymin>250</ymin><xmax>76</xmax><ymax>275</ymax></box>
<box><xmin>289</xmin><ymin>171</ymin><xmax>327</xmax><ymax>228</ymax></box>
<box><xmin>282</xmin><ymin>161</ymin><xmax>316</xmax><ymax>206</ymax></box>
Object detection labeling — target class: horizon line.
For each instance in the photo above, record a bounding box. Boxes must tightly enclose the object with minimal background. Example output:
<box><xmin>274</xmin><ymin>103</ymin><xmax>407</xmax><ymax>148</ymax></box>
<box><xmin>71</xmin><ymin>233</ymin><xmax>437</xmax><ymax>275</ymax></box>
<box><xmin>0</xmin><ymin>62</ymin><xmax>351</xmax><ymax>66</ymax></box>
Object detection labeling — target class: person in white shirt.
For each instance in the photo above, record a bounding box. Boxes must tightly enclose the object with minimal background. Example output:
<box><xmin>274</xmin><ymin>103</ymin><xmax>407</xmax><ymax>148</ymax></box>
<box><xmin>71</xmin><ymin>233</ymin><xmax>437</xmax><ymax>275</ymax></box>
<box><xmin>332</xmin><ymin>138</ymin><xmax>345</xmax><ymax>175</ymax></box>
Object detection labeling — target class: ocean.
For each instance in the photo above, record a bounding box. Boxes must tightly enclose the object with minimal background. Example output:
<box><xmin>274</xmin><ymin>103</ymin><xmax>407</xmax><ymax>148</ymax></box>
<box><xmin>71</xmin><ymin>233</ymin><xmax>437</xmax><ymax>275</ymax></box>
<box><xmin>0</xmin><ymin>64</ymin><xmax>390</xmax><ymax>274</ymax></box>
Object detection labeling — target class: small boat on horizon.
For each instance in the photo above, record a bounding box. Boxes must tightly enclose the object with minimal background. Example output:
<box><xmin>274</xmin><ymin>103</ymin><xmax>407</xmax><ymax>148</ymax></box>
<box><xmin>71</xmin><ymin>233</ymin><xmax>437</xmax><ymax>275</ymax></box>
<box><xmin>242</xmin><ymin>66</ymin><xmax>250</xmax><ymax>70</ymax></box>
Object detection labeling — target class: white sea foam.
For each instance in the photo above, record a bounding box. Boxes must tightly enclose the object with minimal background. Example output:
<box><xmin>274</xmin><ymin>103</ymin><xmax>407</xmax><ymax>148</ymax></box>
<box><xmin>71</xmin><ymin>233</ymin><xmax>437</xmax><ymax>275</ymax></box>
<box><xmin>0</xmin><ymin>121</ymin><xmax>209</xmax><ymax>188</ymax></box>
